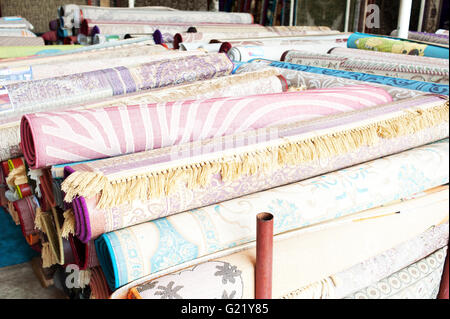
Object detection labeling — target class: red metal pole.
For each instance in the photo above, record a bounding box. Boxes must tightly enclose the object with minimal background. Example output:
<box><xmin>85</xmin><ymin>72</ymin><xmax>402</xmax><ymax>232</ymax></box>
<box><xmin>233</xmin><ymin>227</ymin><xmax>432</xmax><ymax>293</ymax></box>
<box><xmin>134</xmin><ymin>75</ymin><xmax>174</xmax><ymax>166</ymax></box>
<box><xmin>255</xmin><ymin>212</ymin><xmax>274</xmax><ymax>299</ymax></box>
<box><xmin>438</xmin><ymin>245</ymin><xmax>449</xmax><ymax>299</ymax></box>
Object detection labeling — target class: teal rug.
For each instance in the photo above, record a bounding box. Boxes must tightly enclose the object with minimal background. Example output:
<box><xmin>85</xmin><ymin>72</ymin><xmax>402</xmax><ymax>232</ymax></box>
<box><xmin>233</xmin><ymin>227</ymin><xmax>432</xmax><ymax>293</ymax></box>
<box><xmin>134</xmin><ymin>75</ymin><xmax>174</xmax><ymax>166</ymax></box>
<box><xmin>0</xmin><ymin>207</ymin><xmax>38</xmax><ymax>268</ymax></box>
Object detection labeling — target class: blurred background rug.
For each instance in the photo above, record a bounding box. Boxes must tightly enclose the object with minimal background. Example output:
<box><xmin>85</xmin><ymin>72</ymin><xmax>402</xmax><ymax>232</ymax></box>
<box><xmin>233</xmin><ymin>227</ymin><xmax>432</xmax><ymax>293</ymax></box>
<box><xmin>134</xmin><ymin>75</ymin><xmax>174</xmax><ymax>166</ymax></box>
<box><xmin>0</xmin><ymin>206</ymin><xmax>38</xmax><ymax>268</ymax></box>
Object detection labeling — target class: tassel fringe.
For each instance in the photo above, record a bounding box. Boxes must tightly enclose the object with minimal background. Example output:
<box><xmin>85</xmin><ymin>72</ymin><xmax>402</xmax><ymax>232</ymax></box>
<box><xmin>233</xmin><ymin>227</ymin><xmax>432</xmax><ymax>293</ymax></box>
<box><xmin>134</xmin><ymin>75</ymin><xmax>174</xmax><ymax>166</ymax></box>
<box><xmin>7</xmin><ymin>201</ymin><xmax>20</xmax><ymax>225</ymax></box>
<box><xmin>6</xmin><ymin>165</ymin><xmax>28</xmax><ymax>188</ymax></box>
<box><xmin>288</xmin><ymin>85</ymin><xmax>307</xmax><ymax>92</ymax></box>
<box><xmin>41</xmin><ymin>242</ymin><xmax>58</xmax><ymax>268</ymax></box>
<box><xmin>61</xmin><ymin>101</ymin><xmax>449</xmax><ymax>209</ymax></box>
<box><xmin>61</xmin><ymin>209</ymin><xmax>75</xmax><ymax>239</ymax></box>
<box><xmin>78</xmin><ymin>269</ymin><xmax>91</xmax><ymax>288</ymax></box>
<box><xmin>282</xmin><ymin>276</ymin><xmax>337</xmax><ymax>299</ymax></box>
<box><xmin>34</xmin><ymin>207</ymin><xmax>44</xmax><ymax>231</ymax></box>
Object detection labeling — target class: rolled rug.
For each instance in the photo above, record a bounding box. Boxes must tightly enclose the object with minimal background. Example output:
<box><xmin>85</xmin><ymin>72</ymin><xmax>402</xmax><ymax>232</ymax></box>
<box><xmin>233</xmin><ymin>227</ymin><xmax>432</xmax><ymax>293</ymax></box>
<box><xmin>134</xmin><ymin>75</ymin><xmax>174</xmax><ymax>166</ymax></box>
<box><xmin>281</xmin><ymin>187</ymin><xmax>449</xmax><ymax>298</ymax></box>
<box><xmin>187</xmin><ymin>24</ymin><xmax>267</xmax><ymax>34</ymax></box>
<box><xmin>291</xmin><ymin>246</ymin><xmax>449</xmax><ymax>299</ymax></box>
<box><xmin>86</xmin><ymin>23</ymin><xmax>157</xmax><ymax>37</ymax></box>
<box><xmin>265</xmin><ymin>25</ymin><xmax>340</xmax><ymax>35</ymax></box>
<box><xmin>89</xmin><ymin>266</ymin><xmax>112</xmax><ymax>299</ymax></box>
<box><xmin>344</xmin><ymin>247</ymin><xmax>448</xmax><ymax>299</ymax></box>
<box><xmin>41</xmin><ymin>31</ymin><xmax>58</xmax><ymax>44</ymax></box>
<box><xmin>66</xmin><ymin>5</ymin><xmax>254</xmax><ymax>25</ymax></box>
<box><xmin>36</xmin><ymin>184</ymin><xmax>51</xmax><ymax>213</ymax></box>
<box><xmin>220</xmin><ymin>40</ymin><xmax>349</xmax><ymax>56</ymax></box>
<box><xmin>0</xmin><ymin>16</ymin><xmax>34</xmax><ymax>30</ymax></box>
<box><xmin>157</xmin><ymin>24</ymin><xmax>284</xmax><ymax>45</ymax></box>
<box><xmin>185</xmin><ymin>26</ymin><xmax>340</xmax><ymax>39</ymax></box>
<box><xmin>22</xmin><ymin>85</ymin><xmax>391</xmax><ymax>169</ymax></box>
<box><xmin>0</xmin><ymin>36</ymin><xmax>44</xmax><ymax>47</ymax></box>
<box><xmin>152</xmin><ymin>30</ymin><xmax>172</xmax><ymax>45</ymax></box>
<box><xmin>52</xmin><ymin>178</ymin><xmax>65</xmax><ymax>210</ymax></box>
<box><xmin>13</xmin><ymin>195</ymin><xmax>40</xmax><ymax>246</ymax></box>
<box><xmin>0</xmin><ymin>185</ymin><xmax>7</xmax><ymax>208</ymax></box>
<box><xmin>126</xmin><ymin>186</ymin><xmax>449</xmax><ymax>299</ymax></box>
<box><xmin>265</xmin><ymin>25</ymin><xmax>339</xmax><ymax>33</ymax></box>
<box><xmin>4</xmin><ymin>158</ymin><xmax>32</xmax><ymax>201</ymax></box>
<box><xmin>36</xmin><ymin>208</ymin><xmax>64</xmax><ymax>267</ymax></box>
<box><xmin>234</xmin><ymin>63</ymin><xmax>424</xmax><ymax>101</ymax></box>
<box><xmin>34</xmin><ymin>171</ymin><xmax>66</xmax><ymax>265</ymax></box>
<box><xmin>92</xmin><ymin>34</ymin><xmax>125</xmax><ymax>44</ymax></box>
<box><xmin>391</xmin><ymin>30</ymin><xmax>449</xmax><ymax>45</ymax></box>
<box><xmin>0</xmin><ymin>29</ymin><xmax>36</xmax><ymax>37</ymax></box>
<box><xmin>218</xmin><ymin>33</ymin><xmax>351</xmax><ymax>48</ymax></box>
<box><xmin>0</xmin><ymin>45</ymin><xmax>82</xmax><ymax>59</ymax></box>
<box><xmin>80</xmin><ymin>20</ymin><xmax>191</xmax><ymax>37</ymax></box>
<box><xmin>244</xmin><ymin>59</ymin><xmax>449</xmax><ymax>95</ymax></box>
<box><xmin>25</xmin><ymin>166</ymin><xmax>48</xmax><ymax>212</ymax></box>
<box><xmin>80</xmin><ymin>20</ymin><xmax>263</xmax><ymax>37</ymax></box>
<box><xmin>63</xmin><ymin>36</ymin><xmax>79</xmax><ymax>45</ymax></box>
<box><xmin>179</xmin><ymin>42</ymin><xmax>223</xmax><ymax>52</ymax></box>
<box><xmin>4</xmin><ymin>157</ymin><xmax>26</xmax><ymax>180</ymax></box>
<box><xmin>347</xmin><ymin>32</ymin><xmax>449</xmax><ymax>59</ymax></box>
<box><xmin>0</xmin><ymin>163</ymin><xmax>5</xmax><ymax>181</ymax></box>
<box><xmin>289</xmin><ymin>223</ymin><xmax>449</xmax><ymax>299</ymax></box>
<box><xmin>173</xmin><ymin>31</ymin><xmax>277</xmax><ymax>49</ymax></box>
<box><xmin>0</xmin><ymin>49</ymin><xmax>206</xmax><ymax>85</ymax></box>
<box><xmin>40</xmin><ymin>82</ymin><xmax>390</xmax><ymax>168</ymax></box>
<box><xmin>30</xmin><ymin>74</ymin><xmax>286</xmax><ymax>166</ymax></box>
<box><xmin>7</xmin><ymin>52</ymin><xmax>232</xmax><ymax>130</ymax></box>
<box><xmin>38</xmin><ymin>169</ymin><xmax>56</xmax><ymax>208</ymax></box>
<box><xmin>62</xmin><ymin>236</ymin><xmax>76</xmax><ymax>266</ymax></box>
<box><xmin>0</xmin><ymin>37</ymin><xmax>157</xmax><ymax>66</ymax></box>
<box><xmin>62</xmin><ymin>160</ymin><xmax>96</xmax><ymax>272</ymax></box>
<box><xmin>95</xmin><ymin>139</ymin><xmax>449</xmax><ymax>290</ymax></box>
<box><xmin>67</xmin><ymin>235</ymin><xmax>99</xmax><ymax>270</ymax></box>
<box><xmin>436</xmin><ymin>29</ymin><xmax>450</xmax><ymax>35</ymax></box>
<box><xmin>59</xmin><ymin>4</ymin><xmax>81</xmax><ymax>28</ymax></box>
<box><xmin>0</xmin><ymin>40</ymin><xmax>165</xmax><ymax>70</ymax></box>
<box><xmin>61</xmin><ymin>93</ymin><xmax>448</xmax><ymax>244</ymax></box>
<box><xmin>82</xmin><ymin>68</ymin><xmax>285</xmax><ymax>105</ymax></box>
<box><xmin>330</xmin><ymin>218</ymin><xmax>449</xmax><ymax>298</ymax></box>
<box><xmin>327</xmin><ymin>47</ymin><xmax>450</xmax><ymax>69</ymax></box>
<box><xmin>281</xmin><ymin>50</ymin><xmax>449</xmax><ymax>84</ymax></box>
<box><xmin>227</xmin><ymin>43</ymin><xmax>348</xmax><ymax>62</ymax></box>
<box><xmin>0</xmin><ymin>68</ymin><xmax>284</xmax><ymax>164</ymax></box>
<box><xmin>57</xmin><ymin>26</ymin><xmax>74</xmax><ymax>39</ymax></box>
<box><xmin>227</xmin><ymin>45</ymin><xmax>291</xmax><ymax>62</ymax></box>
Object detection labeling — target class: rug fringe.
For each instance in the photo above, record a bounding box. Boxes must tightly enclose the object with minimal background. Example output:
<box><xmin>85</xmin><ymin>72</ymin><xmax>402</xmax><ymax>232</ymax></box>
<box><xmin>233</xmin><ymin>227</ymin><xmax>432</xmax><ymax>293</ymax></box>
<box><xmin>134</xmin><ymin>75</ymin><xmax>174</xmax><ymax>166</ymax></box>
<box><xmin>79</xmin><ymin>269</ymin><xmax>91</xmax><ymax>288</ymax></box>
<box><xmin>61</xmin><ymin>101</ymin><xmax>449</xmax><ymax>209</ymax></box>
<box><xmin>61</xmin><ymin>209</ymin><xmax>75</xmax><ymax>239</ymax></box>
<box><xmin>5</xmin><ymin>165</ymin><xmax>28</xmax><ymax>188</ymax></box>
<box><xmin>7</xmin><ymin>201</ymin><xmax>20</xmax><ymax>225</ymax></box>
<box><xmin>281</xmin><ymin>276</ymin><xmax>337</xmax><ymax>299</ymax></box>
<box><xmin>34</xmin><ymin>207</ymin><xmax>44</xmax><ymax>231</ymax></box>
<box><xmin>41</xmin><ymin>242</ymin><xmax>58</xmax><ymax>268</ymax></box>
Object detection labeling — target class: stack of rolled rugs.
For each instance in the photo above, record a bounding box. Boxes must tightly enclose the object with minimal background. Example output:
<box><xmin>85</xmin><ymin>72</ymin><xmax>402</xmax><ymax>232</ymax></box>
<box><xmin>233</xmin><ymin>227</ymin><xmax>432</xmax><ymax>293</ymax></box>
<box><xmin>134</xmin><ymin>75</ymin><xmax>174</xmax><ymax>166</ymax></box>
<box><xmin>0</xmin><ymin>6</ymin><xmax>448</xmax><ymax>300</ymax></box>
<box><xmin>0</xmin><ymin>16</ymin><xmax>37</xmax><ymax>42</ymax></box>
<box><xmin>0</xmin><ymin>16</ymin><xmax>47</xmax><ymax>59</ymax></box>
<box><xmin>0</xmin><ymin>15</ymin><xmax>83</xmax><ymax>60</ymax></box>
<box><xmin>52</xmin><ymin>3</ymin><xmax>347</xmax><ymax>49</ymax></box>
